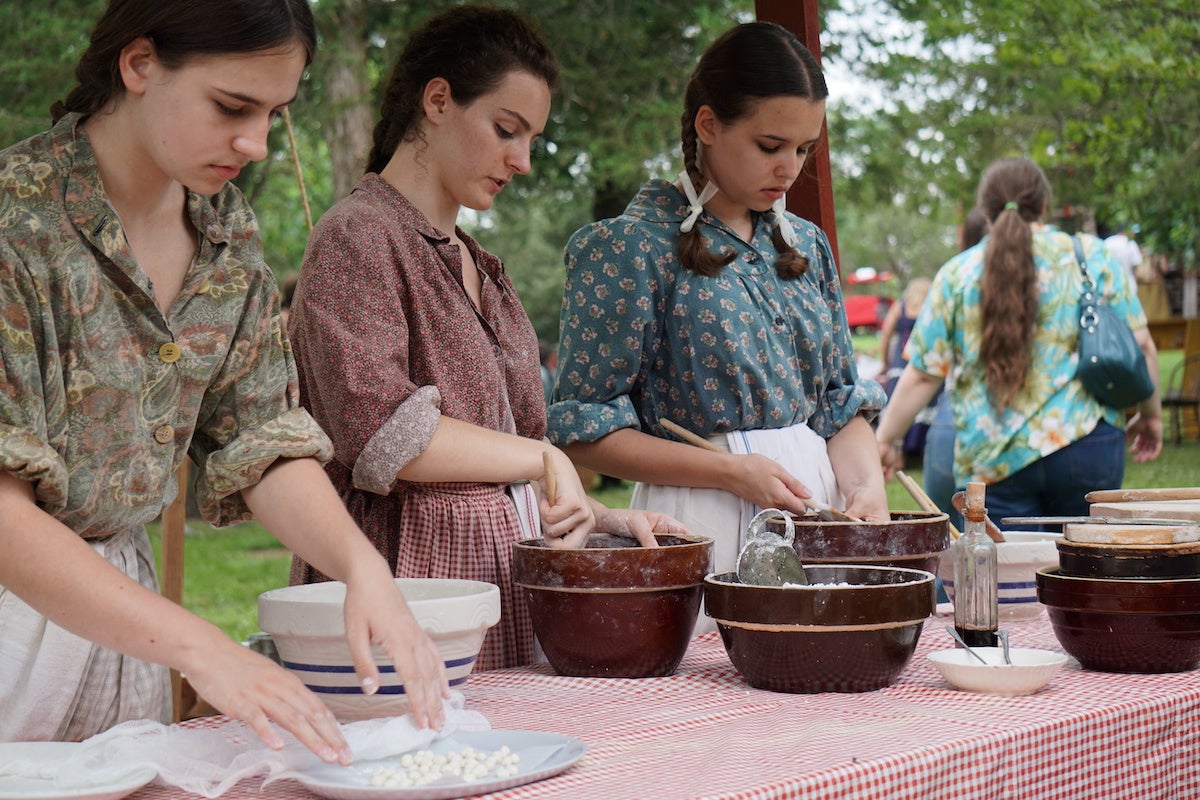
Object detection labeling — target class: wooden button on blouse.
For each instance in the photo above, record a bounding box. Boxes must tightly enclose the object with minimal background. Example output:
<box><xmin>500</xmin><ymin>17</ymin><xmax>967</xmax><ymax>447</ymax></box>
<box><xmin>153</xmin><ymin>424</ymin><xmax>174</xmax><ymax>444</ymax></box>
<box><xmin>158</xmin><ymin>342</ymin><xmax>182</xmax><ymax>363</ymax></box>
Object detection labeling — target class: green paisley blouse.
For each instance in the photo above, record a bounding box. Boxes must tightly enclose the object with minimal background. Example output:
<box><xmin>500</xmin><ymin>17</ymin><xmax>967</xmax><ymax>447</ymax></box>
<box><xmin>546</xmin><ymin>179</ymin><xmax>884</xmax><ymax>444</ymax></box>
<box><xmin>906</xmin><ymin>227</ymin><xmax>1144</xmax><ymax>486</ymax></box>
<box><xmin>0</xmin><ymin>114</ymin><xmax>331</xmax><ymax>538</ymax></box>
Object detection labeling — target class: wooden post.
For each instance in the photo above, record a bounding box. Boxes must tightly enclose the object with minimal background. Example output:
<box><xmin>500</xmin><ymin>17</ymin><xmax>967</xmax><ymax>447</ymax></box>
<box><xmin>161</xmin><ymin>461</ymin><xmax>189</xmax><ymax>722</ymax></box>
<box><xmin>753</xmin><ymin>0</ymin><xmax>840</xmax><ymax>271</ymax></box>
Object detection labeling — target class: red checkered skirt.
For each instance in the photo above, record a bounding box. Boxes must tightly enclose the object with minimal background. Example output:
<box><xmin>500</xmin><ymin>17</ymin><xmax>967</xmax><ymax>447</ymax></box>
<box><xmin>392</xmin><ymin>482</ymin><xmax>535</xmax><ymax>671</ymax></box>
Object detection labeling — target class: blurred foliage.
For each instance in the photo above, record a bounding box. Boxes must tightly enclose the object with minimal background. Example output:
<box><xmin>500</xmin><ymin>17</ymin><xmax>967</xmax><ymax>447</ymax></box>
<box><xmin>1</xmin><ymin>1</ymin><xmax>1195</xmax><ymax>338</ymax></box>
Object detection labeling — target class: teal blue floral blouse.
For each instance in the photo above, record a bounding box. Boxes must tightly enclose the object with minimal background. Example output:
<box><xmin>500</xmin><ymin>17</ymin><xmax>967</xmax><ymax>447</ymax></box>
<box><xmin>546</xmin><ymin>179</ymin><xmax>884</xmax><ymax>444</ymax></box>
<box><xmin>906</xmin><ymin>227</ymin><xmax>1145</xmax><ymax>486</ymax></box>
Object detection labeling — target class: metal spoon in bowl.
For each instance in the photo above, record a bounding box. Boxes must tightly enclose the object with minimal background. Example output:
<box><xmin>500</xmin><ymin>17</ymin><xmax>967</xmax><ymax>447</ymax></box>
<box><xmin>997</xmin><ymin>629</ymin><xmax>1013</xmax><ymax>665</ymax></box>
<box><xmin>944</xmin><ymin>625</ymin><xmax>990</xmax><ymax>665</ymax></box>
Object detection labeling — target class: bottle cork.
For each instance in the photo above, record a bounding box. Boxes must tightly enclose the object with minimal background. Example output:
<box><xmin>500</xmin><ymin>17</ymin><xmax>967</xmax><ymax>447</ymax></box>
<box><xmin>965</xmin><ymin>481</ymin><xmax>986</xmax><ymax>523</ymax></box>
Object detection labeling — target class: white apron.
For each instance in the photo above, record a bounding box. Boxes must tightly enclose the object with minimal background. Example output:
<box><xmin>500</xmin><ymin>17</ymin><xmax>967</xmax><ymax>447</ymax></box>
<box><xmin>0</xmin><ymin>527</ymin><xmax>171</xmax><ymax>741</ymax></box>
<box><xmin>630</xmin><ymin>423</ymin><xmax>841</xmax><ymax>634</ymax></box>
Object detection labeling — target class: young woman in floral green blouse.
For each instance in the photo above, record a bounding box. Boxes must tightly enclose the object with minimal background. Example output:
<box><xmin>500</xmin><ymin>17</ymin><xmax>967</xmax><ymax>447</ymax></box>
<box><xmin>0</xmin><ymin>0</ymin><xmax>446</xmax><ymax>759</ymax></box>
<box><xmin>547</xmin><ymin>23</ymin><xmax>890</xmax><ymax>600</ymax></box>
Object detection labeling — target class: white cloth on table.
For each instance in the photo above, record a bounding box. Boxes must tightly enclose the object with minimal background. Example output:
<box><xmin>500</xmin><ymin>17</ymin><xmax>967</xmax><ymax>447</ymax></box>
<box><xmin>0</xmin><ymin>693</ymin><xmax>488</xmax><ymax>798</ymax></box>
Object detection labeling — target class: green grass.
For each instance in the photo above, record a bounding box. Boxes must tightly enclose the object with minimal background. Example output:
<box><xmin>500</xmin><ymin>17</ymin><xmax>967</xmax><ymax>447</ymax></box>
<box><xmin>158</xmin><ymin>335</ymin><xmax>1196</xmax><ymax>640</ymax></box>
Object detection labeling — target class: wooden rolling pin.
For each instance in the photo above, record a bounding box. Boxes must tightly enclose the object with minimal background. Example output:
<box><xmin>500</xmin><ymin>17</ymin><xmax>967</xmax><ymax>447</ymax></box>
<box><xmin>1085</xmin><ymin>487</ymin><xmax>1200</xmax><ymax>503</ymax></box>
<box><xmin>659</xmin><ymin>418</ymin><xmax>860</xmax><ymax>522</ymax></box>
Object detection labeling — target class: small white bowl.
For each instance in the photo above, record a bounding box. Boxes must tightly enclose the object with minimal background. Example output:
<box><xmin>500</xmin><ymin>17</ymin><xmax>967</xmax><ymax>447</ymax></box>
<box><xmin>927</xmin><ymin>647</ymin><xmax>1069</xmax><ymax>696</ymax></box>
<box><xmin>939</xmin><ymin>531</ymin><xmax>1061</xmax><ymax>619</ymax></box>
<box><xmin>259</xmin><ymin>578</ymin><xmax>500</xmax><ymax>721</ymax></box>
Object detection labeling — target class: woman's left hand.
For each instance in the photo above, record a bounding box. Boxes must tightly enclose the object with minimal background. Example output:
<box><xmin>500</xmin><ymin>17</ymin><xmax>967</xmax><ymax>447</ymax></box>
<box><xmin>592</xmin><ymin>505</ymin><xmax>690</xmax><ymax>548</ymax></box>
<box><xmin>1125</xmin><ymin>411</ymin><xmax>1163</xmax><ymax>463</ymax></box>
<box><xmin>341</xmin><ymin>565</ymin><xmax>450</xmax><ymax>730</ymax></box>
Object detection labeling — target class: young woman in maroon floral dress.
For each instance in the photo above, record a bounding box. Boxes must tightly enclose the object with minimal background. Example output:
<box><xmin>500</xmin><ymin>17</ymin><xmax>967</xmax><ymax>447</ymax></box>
<box><xmin>287</xmin><ymin>6</ymin><xmax>686</xmax><ymax>672</ymax></box>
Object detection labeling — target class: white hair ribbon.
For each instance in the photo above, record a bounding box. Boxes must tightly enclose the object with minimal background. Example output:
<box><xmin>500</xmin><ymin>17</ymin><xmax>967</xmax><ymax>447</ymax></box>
<box><xmin>771</xmin><ymin>196</ymin><xmax>799</xmax><ymax>248</ymax></box>
<box><xmin>678</xmin><ymin>170</ymin><xmax>719</xmax><ymax>233</ymax></box>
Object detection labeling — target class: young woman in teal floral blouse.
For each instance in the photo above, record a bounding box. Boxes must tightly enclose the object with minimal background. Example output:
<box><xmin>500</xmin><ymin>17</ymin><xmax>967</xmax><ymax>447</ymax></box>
<box><xmin>546</xmin><ymin>23</ymin><xmax>890</xmax><ymax>600</ymax></box>
<box><xmin>0</xmin><ymin>0</ymin><xmax>446</xmax><ymax>756</ymax></box>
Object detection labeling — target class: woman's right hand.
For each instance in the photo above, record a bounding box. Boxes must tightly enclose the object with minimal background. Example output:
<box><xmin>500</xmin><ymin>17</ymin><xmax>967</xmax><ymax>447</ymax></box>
<box><xmin>721</xmin><ymin>452</ymin><xmax>814</xmax><ymax>516</ymax></box>
<box><xmin>538</xmin><ymin>447</ymin><xmax>595</xmax><ymax>548</ymax></box>
<box><xmin>182</xmin><ymin>635</ymin><xmax>354</xmax><ymax>764</ymax></box>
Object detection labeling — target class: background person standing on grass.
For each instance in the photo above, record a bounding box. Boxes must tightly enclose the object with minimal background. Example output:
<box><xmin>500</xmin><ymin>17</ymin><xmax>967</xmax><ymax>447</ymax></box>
<box><xmin>0</xmin><ymin>0</ymin><xmax>448</xmax><ymax>757</ymax></box>
<box><xmin>876</xmin><ymin>158</ymin><xmax>1163</xmax><ymax>530</ymax></box>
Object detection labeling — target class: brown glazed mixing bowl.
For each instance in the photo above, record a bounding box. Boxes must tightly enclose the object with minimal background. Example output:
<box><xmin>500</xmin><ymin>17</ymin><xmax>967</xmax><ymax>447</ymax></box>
<box><xmin>704</xmin><ymin>565</ymin><xmax>936</xmax><ymax>693</ymax></box>
<box><xmin>512</xmin><ymin>533</ymin><xmax>713</xmax><ymax>678</ymax></box>
<box><xmin>1036</xmin><ymin>567</ymin><xmax>1200</xmax><ymax>673</ymax></box>
<box><xmin>765</xmin><ymin>511</ymin><xmax>950</xmax><ymax>575</ymax></box>
<box><xmin>1055</xmin><ymin>539</ymin><xmax>1200</xmax><ymax>580</ymax></box>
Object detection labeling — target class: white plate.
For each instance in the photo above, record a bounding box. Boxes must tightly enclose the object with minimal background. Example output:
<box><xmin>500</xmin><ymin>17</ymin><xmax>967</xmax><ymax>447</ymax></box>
<box><xmin>286</xmin><ymin>730</ymin><xmax>585</xmax><ymax>800</ymax></box>
<box><xmin>0</xmin><ymin>742</ymin><xmax>156</xmax><ymax>800</ymax></box>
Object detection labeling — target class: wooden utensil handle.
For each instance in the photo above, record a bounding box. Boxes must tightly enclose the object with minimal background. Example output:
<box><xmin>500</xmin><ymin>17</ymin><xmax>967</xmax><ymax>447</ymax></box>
<box><xmin>896</xmin><ymin>470</ymin><xmax>961</xmax><ymax>539</ymax></box>
<box><xmin>1085</xmin><ymin>487</ymin><xmax>1200</xmax><ymax>503</ymax></box>
<box><xmin>542</xmin><ymin>451</ymin><xmax>557</xmax><ymax>505</ymax></box>
<box><xmin>660</xmin><ymin>418</ymin><xmax>723</xmax><ymax>452</ymax></box>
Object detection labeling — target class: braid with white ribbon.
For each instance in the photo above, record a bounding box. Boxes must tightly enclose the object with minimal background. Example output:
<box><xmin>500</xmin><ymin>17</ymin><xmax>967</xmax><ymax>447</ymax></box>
<box><xmin>678</xmin><ymin>170</ymin><xmax>719</xmax><ymax>233</ymax></box>
<box><xmin>771</xmin><ymin>196</ymin><xmax>799</xmax><ymax>248</ymax></box>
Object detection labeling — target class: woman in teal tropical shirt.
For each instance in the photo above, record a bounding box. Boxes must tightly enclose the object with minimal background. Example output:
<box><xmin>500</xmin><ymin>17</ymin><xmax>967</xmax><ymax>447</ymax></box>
<box><xmin>876</xmin><ymin>158</ymin><xmax>1162</xmax><ymax>528</ymax></box>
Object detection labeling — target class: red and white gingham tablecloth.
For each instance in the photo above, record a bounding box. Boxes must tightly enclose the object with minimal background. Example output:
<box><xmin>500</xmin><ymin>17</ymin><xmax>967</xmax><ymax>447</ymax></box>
<box><xmin>134</xmin><ymin>610</ymin><xmax>1200</xmax><ymax>800</ymax></box>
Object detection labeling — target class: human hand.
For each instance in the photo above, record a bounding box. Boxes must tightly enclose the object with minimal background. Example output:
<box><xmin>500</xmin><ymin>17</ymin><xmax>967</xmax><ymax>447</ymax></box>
<box><xmin>1125</xmin><ymin>412</ymin><xmax>1163</xmax><ymax>463</ymax></box>
<box><xmin>182</xmin><ymin>636</ymin><xmax>355</xmax><ymax>764</ymax></box>
<box><xmin>723</xmin><ymin>452</ymin><xmax>815</xmax><ymax>516</ymax></box>
<box><xmin>340</xmin><ymin>567</ymin><xmax>450</xmax><ymax>731</ymax></box>
<box><xmin>539</xmin><ymin>448</ymin><xmax>595</xmax><ymax>548</ymax></box>
<box><xmin>877</xmin><ymin>440</ymin><xmax>904</xmax><ymax>481</ymax></box>
<box><xmin>592</xmin><ymin>506</ymin><xmax>690</xmax><ymax>547</ymax></box>
<box><xmin>842</xmin><ymin>485</ymin><xmax>891</xmax><ymax>523</ymax></box>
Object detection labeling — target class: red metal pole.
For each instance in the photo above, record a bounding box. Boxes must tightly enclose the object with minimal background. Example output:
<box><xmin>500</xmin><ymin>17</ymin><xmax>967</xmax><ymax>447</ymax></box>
<box><xmin>753</xmin><ymin>0</ymin><xmax>840</xmax><ymax>270</ymax></box>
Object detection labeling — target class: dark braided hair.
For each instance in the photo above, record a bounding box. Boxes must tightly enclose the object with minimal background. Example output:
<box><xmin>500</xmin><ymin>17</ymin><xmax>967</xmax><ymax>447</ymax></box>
<box><xmin>976</xmin><ymin>157</ymin><xmax>1052</xmax><ymax>410</ymax></box>
<box><xmin>365</xmin><ymin>5</ymin><xmax>558</xmax><ymax>175</ymax></box>
<box><xmin>679</xmin><ymin>21</ymin><xmax>827</xmax><ymax>279</ymax></box>
<box><xmin>52</xmin><ymin>0</ymin><xmax>315</xmax><ymax>123</ymax></box>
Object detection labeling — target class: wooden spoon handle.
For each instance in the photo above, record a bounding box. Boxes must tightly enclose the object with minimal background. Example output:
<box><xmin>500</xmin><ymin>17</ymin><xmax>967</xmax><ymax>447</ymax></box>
<box><xmin>896</xmin><ymin>470</ymin><xmax>961</xmax><ymax>539</ymax></box>
<box><xmin>542</xmin><ymin>451</ymin><xmax>557</xmax><ymax>505</ymax></box>
<box><xmin>660</xmin><ymin>418</ymin><xmax>723</xmax><ymax>452</ymax></box>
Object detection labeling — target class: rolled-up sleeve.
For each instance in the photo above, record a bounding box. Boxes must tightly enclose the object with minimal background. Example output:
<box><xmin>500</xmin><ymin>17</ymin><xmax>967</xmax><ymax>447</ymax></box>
<box><xmin>0</xmin><ymin>245</ymin><xmax>69</xmax><ymax>513</ymax></box>
<box><xmin>189</xmin><ymin>231</ymin><xmax>334</xmax><ymax>526</ymax></box>
<box><xmin>806</xmin><ymin>231</ymin><xmax>887</xmax><ymax>437</ymax></box>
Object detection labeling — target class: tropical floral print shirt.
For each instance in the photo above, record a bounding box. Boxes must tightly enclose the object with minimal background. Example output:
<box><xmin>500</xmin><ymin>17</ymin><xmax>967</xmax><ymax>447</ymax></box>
<box><xmin>906</xmin><ymin>227</ymin><xmax>1144</xmax><ymax>486</ymax></box>
<box><xmin>0</xmin><ymin>113</ymin><xmax>331</xmax><ymax>538</ymax></box>
<box><xmin>546</xmin><ymin>179</ymin><xmax>884</xmax><ymax>444</ymax></box>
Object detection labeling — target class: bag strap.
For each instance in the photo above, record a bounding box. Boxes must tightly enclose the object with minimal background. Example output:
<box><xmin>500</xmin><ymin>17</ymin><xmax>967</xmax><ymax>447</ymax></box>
<box><xmin>1072</xmin><ymin>235</ymin><xmax>1100</xmax><ymax>331</ymax></box>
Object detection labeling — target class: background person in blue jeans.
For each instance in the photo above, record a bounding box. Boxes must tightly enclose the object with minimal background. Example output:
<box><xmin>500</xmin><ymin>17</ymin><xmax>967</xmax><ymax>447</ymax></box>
<box><xmin>921</xmin><ymin>206</ymin><xmax>988</xmax><ymax>534</ymax></box>
<box><xmin>875</xmin><ymin>158</ymin><xmax>1162</xmax><ymax>529</ymax></box>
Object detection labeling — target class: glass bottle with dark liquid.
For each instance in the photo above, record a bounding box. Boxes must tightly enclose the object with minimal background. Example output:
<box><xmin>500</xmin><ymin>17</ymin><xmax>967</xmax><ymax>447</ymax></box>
<box><xmin>953</xmin><ymin>481</ymin><xmax>998</xmax><ymax>648</ymax></box>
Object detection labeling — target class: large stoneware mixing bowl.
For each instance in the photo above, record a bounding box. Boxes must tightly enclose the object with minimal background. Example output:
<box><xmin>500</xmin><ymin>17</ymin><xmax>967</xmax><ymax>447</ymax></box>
<box><xmin>512</xmin><ymin>533</ymin><xmax>713</xmax><ymax>678</ymax></box>
<box><xmin>704</xmin><ymin>565</ymin><xmax>936</xmax><ymax>693</ymax></box>
<box><xmin>259</xmin><ymin>578</ymin><xmax>500</xmax><ymax>721</ymax></box>
<box><xmin>765</xmin><ymin>511</ymin><xmax>950</xmax><ymax>575</ymax></box>
<box><xmin>1036</xmin><ymin>567</ymin><xmax>1200</xmax><ymax>673</ymax></box>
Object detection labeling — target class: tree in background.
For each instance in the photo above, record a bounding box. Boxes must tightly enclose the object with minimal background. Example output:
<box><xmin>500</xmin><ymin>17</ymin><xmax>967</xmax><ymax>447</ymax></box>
<box><xmin>829</xmin><ymin>0</ymin><xmax>1199</xmax><ymax>266</ymax></box>
<box><xmin>3</xmin><ymin>1</ymin><xmax>1194</xmax><ymax>335</ymax></box>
